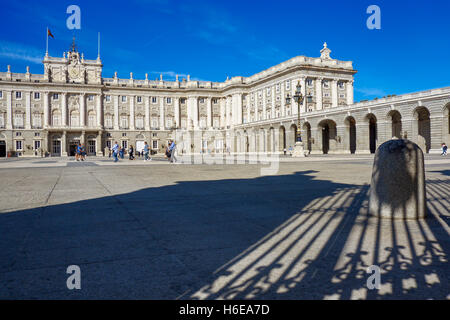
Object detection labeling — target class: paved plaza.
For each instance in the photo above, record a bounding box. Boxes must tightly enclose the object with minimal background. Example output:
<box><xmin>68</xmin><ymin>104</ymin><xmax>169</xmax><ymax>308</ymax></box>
<box><xmin>0</xmin><ymin>155</ymin><xmax>448</xmax><ymax>299</ymax></box>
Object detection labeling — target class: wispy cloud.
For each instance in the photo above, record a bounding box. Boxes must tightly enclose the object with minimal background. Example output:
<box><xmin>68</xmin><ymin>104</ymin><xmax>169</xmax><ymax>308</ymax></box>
<box><xmin>0</xmin><ymin>41</ymin><xmax>43</xmax><ymax>65</ymax></box>
<box><xmin>355</xmin><ymin>87</ymin><xmax>387</xmax><ymax>97</ymax></box>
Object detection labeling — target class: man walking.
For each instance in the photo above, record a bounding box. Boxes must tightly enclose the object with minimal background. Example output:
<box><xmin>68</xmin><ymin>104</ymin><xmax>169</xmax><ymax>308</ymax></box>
<box><xmin>169</xmin><ymin>140</ymin><xmax>177</xmax><ymax>163</ymax></box>
<box><xmin>112</xmin><ymin>141</ymin><xmax>119</xmax><ymax>163</ymax></box>
<box><xmin>143</xmin><ymin>141</ymin><xmax>151</xmax><ymax>162</ymax></box>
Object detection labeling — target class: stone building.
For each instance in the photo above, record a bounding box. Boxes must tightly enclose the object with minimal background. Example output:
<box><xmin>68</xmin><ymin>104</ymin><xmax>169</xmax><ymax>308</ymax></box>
<box><xmin>0</xmin><ymin>41</ymin><xmax>449</xmax><ymax>157</ymax></box>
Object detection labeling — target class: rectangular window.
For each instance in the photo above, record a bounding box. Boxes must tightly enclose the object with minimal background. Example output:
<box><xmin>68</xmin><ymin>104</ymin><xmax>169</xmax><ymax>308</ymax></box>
<box><xmin>33</xmin><ymin>114</ymin><xmax>42</xmax><ymax>128</ymax></box>
<box><xmin>34</xmin><ymin>140</ymin><xmax>41</xmax><ymax>150</ymax></box>
<box><xmin>106</xmin><ymin>140</ymin><xmax>111</xmax><ymax>148</ymax></box>
<box><xmin>53</xmin><ymin>114</ymin><xmax>60</xmax><ymax>126</ymax></box>
<box><xmin>88</xmin><ymin>95</ymin><xmax>94</xmax><ymax>101</ymax></box>
<box><xmin>121</xmin><ymin>140</ymin><xmax>128</xmax><ymax>149</ymax></box>
<box><xmin>0</xmin><ymin>91</ymin><xmax>2</xmax><ymax>98</ymax></box>
<box><xmin>152</xmin><ymin>97</ymin><xmax>157</xmax><ymax>104</ymax></box>
<box><xmin>105</xmin><ymin>95</ymin><xmax>111</xmax><ymax>102</ymax></box>
<box><xmin>120</xmin><ymin>116</ymin><xmax>128</xmax><ymax>129</ymax></box>
<box><xmin>34</xmin><ymin>92</ymin><xmax>40</xmax><ymax>100</ymax></box>
<box><xmin>16</xmin><ymin>91</ymin><xmax>22</xmax><ymax>99</ymax></box>
<box><xmin>152</xmin><ymin>140</ymin><xmax>158</xmax><ymax>149</ymax></box>
<box><xmin>199</xmin><ymin>98</ymin><xmax>205</xmax><ymax>104</ymax></box>
<box><xmin>307</xmin><ymin>79</ymin><xmax>313</xmax><ymax>87</ymax></box>
<box><xmin>16</xmin><ymin>140</ymin><xmax>23</xmax><ymax>151</ymax></box>
<box><xmin>136</xmin><ymin>117</ymin><xmax>144</xmax><ymax>129</ymax></box>
<box><xmin>14</xmin><ymin>114</ymin><xmax>24</xmax><ymax>128</ymax></box>
<box><xmin>105</xmin><ymin>115</ymin><xmax>113</xmax><ymax>128</ymax></box>
<box><xmin>121</xmin><ymin>96</ymin><xmax>127</xmax><ymax>102</ymax></box>
<box><xmin>53</xmin><ymin>93</ymin><xmax>59</xmax><ymax>100</ymax></box>
<box><xmin>35</xmin><ymin>132</ymin><xmax>40</xmax><ymax>137</ymax></box>
<box><xmin>166</xmin><ymin>97</ymin><xmax>172</xmax><ymax>104</ymax></box>
<box><xmin>137</xmin><ymin>96</ymin><xmax>142</xmax><ymax>103</ymax></box>
<box><xmin>88</xmin><ymin>114</ymin><xmax>96</xmax><ymax>127</ymax></box>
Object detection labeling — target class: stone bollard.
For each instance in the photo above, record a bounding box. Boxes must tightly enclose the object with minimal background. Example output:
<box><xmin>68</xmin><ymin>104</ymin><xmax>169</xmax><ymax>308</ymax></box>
<box><xmin>368</xmin><ymin>139</ymin><xmax>426</xmax><ymax>219</ymax></box>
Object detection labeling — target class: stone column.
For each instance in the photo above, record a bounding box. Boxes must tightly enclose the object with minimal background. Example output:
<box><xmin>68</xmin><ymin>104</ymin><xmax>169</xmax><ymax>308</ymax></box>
<box><xmin>43</xmin><ymin>91</ymin><xmax>49</xmax><ymax>128</ymax></box>
<box><xmin>331</xmin><ymin>79</ymin><xmax>338</xmax><ymax>108</ymax></box>
<box><xmin>96</xmin><ymin>94</ymin><xmax>102</xmax><ymax>127</ymax></box>
<box><xmin>61</xmin><ymin>93</ymin><xmax>67</xmax><ymax>127</ymax></box>
<box><xmin>6</xmin><ymin>91</ymin><xmax>12</xmax><ymax>129</ymax></box>
<box><xmin>145</xmin><ymin>96</ymin><xmax>150</xmax><ymax>131</ymax></box>
<box><xmin>271</xmin><ymin>87</ymin><xmax>276</xmax><ymax>118</ymax></box>
<box><xmin>159</xmin><ymin>96</ymin><xmax>165</xmax><ymax>130</ymax></box>
<box><xmin>114</xmin><ymin>95</ymin><xmax>119</xmax><ymax>130</ymax></box>
<box><xmin>246</xmin><ymin>95</ymin><xmax>251</xmax><ymax>124</ymax></box>
<box><xmin>355</xmin><ymin>123</ymin><xmax>370</xmax><ymax>154</ymax></box>
<box><xmin>193</xmin><ymin>96</ymin><xmax>199</xmax><ymax>130</ymax></box>
<box><xmin>220</xmin><ymin>98</ymin><xmax>225</xmax><ymax>128</ymax></box>
<box><xmin>62</xmin><ymin>130</ymin><xmax>67</xmax><ymax>156</ymax></box>
<box><xmin>346</xmin><ymin>80</ymin><xmax>354</xmax><ymax>105</ymax></box>
<box><xmin>25</xmin><ymin>91</ymin><xmax>31</xmax><ymax>129</ymax></box>
<box><xmin>232</xmin><ymin>93</ymin><xmax>242</xmax><ymax>126</ymax></box>
<box><xmin>130</xmin><ymin>95</ymin><xmax>135</xmax><ymax>130</ymax></box>
<box><xmin>225</xmin><ymin>96</ymin><xmax>231</xmax><ymax>128</ymax></box>
<box><xmin>174</xmin><ymin>97</ymin><xmax>180</xmax><ymax>129</ymax></box>
<box><xmin>207</xmin><ymin>97</ymin><xmax>212</xmax><ymax>129</ymax></box>
<box><xmin>262</xmin><ymin>91</ymin><xmax>267</xmax><ymax>120</ymax></box>
<box><xmin>280</xmin><ymin>84</ymin><xmax>286</xmax><ymax>117</ymax></box>
<box><xmin>80</xmin><ymin>93</ymin><xmax>85</xmax><ymax>127</ymax></box>
<box><xmin>316</xmin><ymin>77</ymin><xmax>323</xmax><ymax>110</ymax></box>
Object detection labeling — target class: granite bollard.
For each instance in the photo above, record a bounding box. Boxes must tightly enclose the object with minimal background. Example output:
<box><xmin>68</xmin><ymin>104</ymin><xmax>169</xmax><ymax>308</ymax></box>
<box><xmin>368</xmin><ymin>139</ymin><xmax>426</xmax><ymax>219</ymax></box>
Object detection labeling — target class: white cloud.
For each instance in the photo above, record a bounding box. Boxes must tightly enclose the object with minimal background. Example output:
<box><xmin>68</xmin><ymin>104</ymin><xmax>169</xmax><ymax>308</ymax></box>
<box><xmin>0</xmin><ymin>41</ymin><xmax>43</xmax><ymax>65</ymax></box>
<box><xmin>355</xmin><ymin>87</ymin><xmax>387</xmax><ymax>97</ymax></box>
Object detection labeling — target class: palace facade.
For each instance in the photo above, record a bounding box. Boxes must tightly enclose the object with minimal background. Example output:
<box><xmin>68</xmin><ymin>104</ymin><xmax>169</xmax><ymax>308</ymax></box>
<box><xmin>0</xmin><ymin>41</ymin><xmax>449</xmax><ymax>157</ymax></box>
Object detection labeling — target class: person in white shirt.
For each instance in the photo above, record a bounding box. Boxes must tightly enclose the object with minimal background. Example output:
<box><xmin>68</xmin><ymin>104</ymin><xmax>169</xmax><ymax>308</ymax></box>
<box><xmin>112</xmin><ymin>141</ymin><xmax>119</xmax><ymax>162</ymax></box>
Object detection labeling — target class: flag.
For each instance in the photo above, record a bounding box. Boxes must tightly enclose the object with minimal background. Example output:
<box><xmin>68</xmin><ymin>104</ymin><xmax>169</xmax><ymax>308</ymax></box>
<box><xmin>47</xmin><ymin>28</ymin><xmax>54</xmax><ymax>39</ymax></box>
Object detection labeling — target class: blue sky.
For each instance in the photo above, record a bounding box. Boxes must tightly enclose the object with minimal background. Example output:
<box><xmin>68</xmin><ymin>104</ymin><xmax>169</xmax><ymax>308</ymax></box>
<box><xmin>0</xmin><ymin>0</ymin><xmax>449</xmax><ymax>101</ymax></box>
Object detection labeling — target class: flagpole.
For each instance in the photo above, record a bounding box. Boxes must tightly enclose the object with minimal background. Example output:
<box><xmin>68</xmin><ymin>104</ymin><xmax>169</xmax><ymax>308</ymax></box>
<box><xmin>46</xmin><ymin>27</ymin><xmax>48</xmax><ymax>56</ymax></box>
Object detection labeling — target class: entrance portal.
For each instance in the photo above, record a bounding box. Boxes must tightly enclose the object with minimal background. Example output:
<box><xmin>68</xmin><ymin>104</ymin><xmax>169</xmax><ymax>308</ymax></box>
<box><xmin>0</xmin><ymin>141</ymin><xmax>6</xmax><ymax>157</ymax></box>
<box><xmin>52</xmin><ymin>140</ymin><xmax>61</xmax><ymax>157</ymax></box>
<box><xmin>69</xmin><ymin>140</ymin><xmax>80</xmax><ymax>157</ymax></box>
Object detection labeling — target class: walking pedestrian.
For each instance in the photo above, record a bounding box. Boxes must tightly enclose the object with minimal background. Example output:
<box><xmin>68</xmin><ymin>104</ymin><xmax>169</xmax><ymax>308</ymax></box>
<box><xmin>441</xmin><ymin>143</ymin><xmax>448</xmax><ymax>156</ymax></box>
<box><xmin>169</xmin><ymin>140</ymin><xmax>177</xmax><ymax>163</ymax></box>
<box><xmin>143</xmin><ymin>141</ymin><xmax>151</xmax><ymax>161</ymax></box>
<box><xmin>129</xmin><ymin>145</ymin><xmax>135</xmax><ymax>160</ymax></box>
<box><xmin>112</xmin><ymin>141</ymin><xmax>119</xmax><ymax>162</ymax></box>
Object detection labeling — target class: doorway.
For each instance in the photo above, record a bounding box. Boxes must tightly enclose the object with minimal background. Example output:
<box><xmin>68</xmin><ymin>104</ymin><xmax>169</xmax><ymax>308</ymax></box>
<box><xmin>52</xmin><ymin>140</ymin><xmax>61</xmax><ymax>157</ymax></box>
<box><xmin>0</xmin><ymin>141</ymin><xmax>6</xmax><ymax>157</ymax></box>
<box><xmin>69</xmin><ymin>140</ymin><xmax>80</xmax><ymax>156</ymax></box>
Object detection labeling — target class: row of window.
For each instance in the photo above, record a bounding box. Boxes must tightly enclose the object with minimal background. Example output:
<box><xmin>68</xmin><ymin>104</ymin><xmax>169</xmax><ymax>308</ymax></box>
<box><xmin>1</xmin><ymin>90</ymin><xmax>225</xmax><ymax>106</ymax></box>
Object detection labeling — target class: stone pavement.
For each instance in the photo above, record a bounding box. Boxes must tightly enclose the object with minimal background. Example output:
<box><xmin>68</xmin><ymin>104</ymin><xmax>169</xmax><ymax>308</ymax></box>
<box><xmin>0</xmin><ymin>155</ymin><xmax>448</xmax><ymax>299</ymax></box>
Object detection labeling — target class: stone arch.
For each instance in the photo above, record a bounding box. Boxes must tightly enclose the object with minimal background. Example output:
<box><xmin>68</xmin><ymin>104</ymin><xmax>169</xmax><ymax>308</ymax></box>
<box><xmin>289</xmin><ymin>124</ymin><xmax>297</xmax><ymax>149</ymax></box>
<box><xmin>302</xmin><ymin>122</ymin><xmax>312</xmax><ymax>153</ymax></box>
<box><xmin>444</xmin><ymin>103</ymin><xmax>450</xmax><ymax>138</ymax></box>
<box><xmin>279</xmin><ymin>125</ymin><xmax>286</xmax><ymax>152</ymax></box>
<box><xmin>413</xmin><ymin>106</ymin><xmax>431</xmax><ymax>153</ymax></box>
<box><xmin>387</xmin><ymin>110</ymin><xmax>402</xmax><ymax>139</ymax></box>
<box><xmin>344</xmin><ymin>116</ymin><xmax>357</xmax><ymax>154</ymax></box>
<box><xmin>318</xmin><ymin>119</ymin><xmax>337</xmax><ymax>154</ymax></box>
<box><xmin>364</xmin><ymin>113</ymin><xmax>377</xmax><ymax>154</ymax></box>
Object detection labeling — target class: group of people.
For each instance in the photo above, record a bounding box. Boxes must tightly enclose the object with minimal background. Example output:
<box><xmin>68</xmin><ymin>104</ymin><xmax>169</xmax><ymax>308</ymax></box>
<box><xmin>110</xmin><ymin>141</ymin><xmax>153</xmax><ymax>163</ymax></box>
<box><xmin>75</xmin><ymin>143</ymin><xmax>86</xmax><ymax>161</ymax></box>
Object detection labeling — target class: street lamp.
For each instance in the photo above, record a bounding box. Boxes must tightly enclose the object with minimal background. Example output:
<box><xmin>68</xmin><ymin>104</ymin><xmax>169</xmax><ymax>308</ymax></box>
<box><xmin>286</xmin><ymin>81</ymin><xmax>307</xmax><ymax>157</ymax></box>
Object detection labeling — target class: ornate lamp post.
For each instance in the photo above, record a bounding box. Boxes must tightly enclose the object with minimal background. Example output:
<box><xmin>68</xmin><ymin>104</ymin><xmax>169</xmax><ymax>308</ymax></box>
<box><xmin>286</xmin><ymin>81</ymin><xmax>306</xmax><ymax>157</ymax></box>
